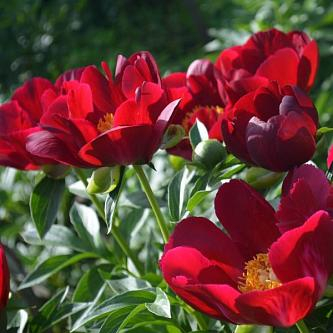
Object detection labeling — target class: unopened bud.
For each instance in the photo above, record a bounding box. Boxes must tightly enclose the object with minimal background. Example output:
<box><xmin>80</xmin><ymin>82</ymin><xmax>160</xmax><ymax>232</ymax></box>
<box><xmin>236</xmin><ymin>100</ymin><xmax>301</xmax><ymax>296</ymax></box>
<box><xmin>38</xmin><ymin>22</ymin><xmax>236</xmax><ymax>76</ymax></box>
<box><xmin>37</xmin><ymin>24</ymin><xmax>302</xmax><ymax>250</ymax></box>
<box><xmin>245</xmin><ymin>167</ymin><xmax>283</xmax><ymax>190</ymax></box>
<box><xmin>87</xmin><ymin>166</ymin><xmax>121</xmax><ymax>194</ymax></box>
<box><xmin>192</xmin><ymin>139</ymin><xmax>226</xmax><ymax>170</ymax></box>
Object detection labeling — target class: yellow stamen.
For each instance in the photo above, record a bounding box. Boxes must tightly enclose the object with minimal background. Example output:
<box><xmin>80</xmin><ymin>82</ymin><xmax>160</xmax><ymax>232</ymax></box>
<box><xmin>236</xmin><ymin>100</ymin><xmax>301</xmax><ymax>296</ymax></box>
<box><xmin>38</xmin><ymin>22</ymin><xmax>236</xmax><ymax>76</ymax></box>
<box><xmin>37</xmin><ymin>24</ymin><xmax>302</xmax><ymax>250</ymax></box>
<box><xmin>238</xmin><ymin>253</ymin><xmax>281</xmax><ymax>293</ymax></box>
<box><xmin>181</xmin><ymin>105</ymin><xmax>224</xmax><ymax>133</ymax></box>
<box><xmin>97</xmin><ymin>113</ymin><xmax>114</xmax><ymax>133</ymax></box>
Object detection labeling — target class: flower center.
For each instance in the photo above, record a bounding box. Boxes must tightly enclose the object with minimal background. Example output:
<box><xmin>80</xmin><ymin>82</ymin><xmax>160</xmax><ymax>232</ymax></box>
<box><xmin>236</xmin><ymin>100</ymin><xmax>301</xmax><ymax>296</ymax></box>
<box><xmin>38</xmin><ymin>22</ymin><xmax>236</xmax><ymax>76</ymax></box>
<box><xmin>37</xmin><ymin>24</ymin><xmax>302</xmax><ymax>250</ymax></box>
<box><xmin>238</xmin><ymin>253</ymin><xmax>281</xmax><ymax>293</ymax></box>
<box><xmin>182</xmin><ymin>105</ymin><xmax>223</xmax><ymax>133</ymax></box>
<box><xmin>97</xmin><ymin>113</ymin><xmax>114</xmax><ymax>133</ymax></box>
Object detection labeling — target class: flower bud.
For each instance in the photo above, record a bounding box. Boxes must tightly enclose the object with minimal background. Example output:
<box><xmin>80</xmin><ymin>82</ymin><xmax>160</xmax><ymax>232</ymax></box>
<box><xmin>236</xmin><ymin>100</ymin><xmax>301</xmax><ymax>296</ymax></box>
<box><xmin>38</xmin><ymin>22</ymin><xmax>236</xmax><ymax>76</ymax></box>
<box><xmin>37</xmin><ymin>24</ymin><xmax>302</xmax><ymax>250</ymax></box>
<box><xmin>87</xmin><ymin>166</ymin><xmax>121</xmax><ymax>194</ymax></box>
<box><xmin>42</xmin><ymin>164</ymin><xmax>71</xmax><ymax>179</ymax></box>
<box><xmin>0</xmin><ymin>246</ymin><xmax>9</xmax><ymax>310</ymax></box>
<box><xmin>245</xmin><ymin>167</ymin><xmax>283</xmax><ymax>190</ymax></box>
<box><xmin>193</xmin><ymin>139</ymin><xmax>226</xmax><ymax>170</ymax></box>
<box><xmin>161</xmin><ymin>125</ymin><xmax>185</xmax><ymax>149</ymax></box>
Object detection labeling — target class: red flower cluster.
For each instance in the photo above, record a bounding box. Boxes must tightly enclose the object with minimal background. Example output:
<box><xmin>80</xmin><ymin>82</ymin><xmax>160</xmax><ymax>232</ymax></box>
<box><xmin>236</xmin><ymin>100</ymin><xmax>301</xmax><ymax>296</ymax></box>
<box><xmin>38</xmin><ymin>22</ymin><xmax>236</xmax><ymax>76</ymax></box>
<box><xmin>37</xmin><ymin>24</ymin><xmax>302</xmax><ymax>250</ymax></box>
<box><xmin>0</xmin><ymin>52</ymin><xmax>179</xmax><ymax>169</ymax></box>
<box><xmin>161</xmin><ymin>174</ymin><xmax>333</xmax><ymax>327</ymax></box>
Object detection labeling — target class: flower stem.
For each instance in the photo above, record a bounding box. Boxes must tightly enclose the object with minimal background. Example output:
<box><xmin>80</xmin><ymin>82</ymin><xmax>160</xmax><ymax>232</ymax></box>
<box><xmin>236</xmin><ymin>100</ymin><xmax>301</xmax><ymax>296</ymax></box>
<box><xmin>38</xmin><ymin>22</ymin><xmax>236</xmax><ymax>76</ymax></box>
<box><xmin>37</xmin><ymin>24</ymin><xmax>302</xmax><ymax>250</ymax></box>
<box><xmin>296</xmin><ymin>320</ymin><xmax>310</xmax><ymax>333</ymax></box>
<box><xmin>133</xmin><ymin>165</ymin><xmax>169</xmax><ymax>243</ymax></box>
<box><xmin>74</xmin><ymin>168</ymin><xmax>144</xmax><ymax>275</ymax></box>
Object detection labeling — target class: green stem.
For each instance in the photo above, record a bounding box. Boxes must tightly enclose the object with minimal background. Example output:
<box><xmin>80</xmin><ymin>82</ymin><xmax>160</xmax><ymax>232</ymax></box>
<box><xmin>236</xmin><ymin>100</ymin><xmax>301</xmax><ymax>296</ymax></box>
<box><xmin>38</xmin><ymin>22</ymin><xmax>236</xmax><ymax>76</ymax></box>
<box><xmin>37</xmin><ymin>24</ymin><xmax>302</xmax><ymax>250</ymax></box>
<box><xmin>74</xmin><ymin>168</ymin><xmax>144</xmax><ymax>275</ymax></box>
<box><xmin>296</xmin><ymin>320</ymin><xmax>310</xmax><ymax>333</ymax></box>
<box><xmin>133</xmin><ymin>165</ymin><xmax>169</xmax><ymax>243</ymax></box>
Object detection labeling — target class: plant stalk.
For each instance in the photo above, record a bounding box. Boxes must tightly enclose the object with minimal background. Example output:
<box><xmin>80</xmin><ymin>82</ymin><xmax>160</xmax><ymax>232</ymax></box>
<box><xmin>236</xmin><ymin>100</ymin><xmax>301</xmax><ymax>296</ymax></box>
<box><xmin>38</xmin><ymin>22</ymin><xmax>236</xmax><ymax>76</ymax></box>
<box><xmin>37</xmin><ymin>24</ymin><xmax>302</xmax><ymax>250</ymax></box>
<box><xmin>74</xmin><ymin>168</ymin><xmax>144</xmax><ymax>275</ymax></box>
<box><xmin>133</xmin><ymin>165</ymin><xmax>169</xmax><ymax>243</ymax></box>
<box><xmin>296</xmin><ymin>320</ymin><xmax>310</xmax><ymax>333</ymax></box>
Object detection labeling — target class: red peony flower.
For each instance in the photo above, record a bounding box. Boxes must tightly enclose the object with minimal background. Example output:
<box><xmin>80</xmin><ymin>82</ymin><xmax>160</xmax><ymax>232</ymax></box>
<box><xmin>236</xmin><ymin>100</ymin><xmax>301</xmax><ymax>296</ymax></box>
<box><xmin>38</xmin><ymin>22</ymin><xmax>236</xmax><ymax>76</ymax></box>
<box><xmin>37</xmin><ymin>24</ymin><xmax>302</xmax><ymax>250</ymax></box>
<box><xmin>0</xmin><ymin>78</ymin><xmax>55</xmax><ymax>170</ymax></box>
<box><xmin>163</xmin><ymin>59</ymin><xmax>225</xmax><ymax>160</ymax></box>
<box><xmin>221</xmin><ymin>81</ymin><xmax>318</xmax><ymax>171</ymax></box>
<box><xmin>27</xmin><ymin>52</ymin><xmax>179</xmax><ymax>167</ymax></box>
<box><xmin>216</xmin><ymin>28</ymin><xmax>319</xmax><ymax>106</ymax></box>
<box><xmin>277</xmin><ymin>164</ymin><xmax>333</xmax><ymax>233</ymax></box>
<box><xmin>0</xmin><ymin>245</ymin><xmax>10</xmax><ymax>310</ymax></box>
<box><xmin>160</xmin><ymin>180</ymin><xmax>333</xmax><ymax>327</ymax></box>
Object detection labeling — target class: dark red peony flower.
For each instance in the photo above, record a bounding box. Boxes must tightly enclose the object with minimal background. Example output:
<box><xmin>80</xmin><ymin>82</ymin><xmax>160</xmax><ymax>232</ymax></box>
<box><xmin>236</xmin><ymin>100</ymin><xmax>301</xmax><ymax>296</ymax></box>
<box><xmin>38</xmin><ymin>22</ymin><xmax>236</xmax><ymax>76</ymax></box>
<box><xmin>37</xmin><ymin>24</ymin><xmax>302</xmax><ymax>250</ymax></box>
<box><xmin>221</xmin><ymin>81</ymin><xmax>318</xmax><ymax>171</ymax></box>
<box><xmin>0</xmin><ymin>78</ymin><xmax>55</xmax><ymax>169</ymax></box>
<box><xmin>160</xmin><ymin>180</ymin><xmax>333</xmax><ymax>327</ymax></box>
<box><xmin>163</xmin><ymin>59</ymin><xmax>225</xmax><ymax>160</ymax></box>
<box><xmin>27</xmin><ymin>52</ymin><xmax>179</xmax><ymax>167</ymax></box>
<box><xmin>216</xmin><ymin>28</ymin><xmax>319</xmax><ymax>106</ymax></box>
<box><xmin>277</xmin><ymin>164</ymin><xmax>333</xmax><ymax>233</ymax></box>
<box><xmin>0</xmin><ymin>245</ymin><xmax>10</xmax><ymax>310</ymax></box>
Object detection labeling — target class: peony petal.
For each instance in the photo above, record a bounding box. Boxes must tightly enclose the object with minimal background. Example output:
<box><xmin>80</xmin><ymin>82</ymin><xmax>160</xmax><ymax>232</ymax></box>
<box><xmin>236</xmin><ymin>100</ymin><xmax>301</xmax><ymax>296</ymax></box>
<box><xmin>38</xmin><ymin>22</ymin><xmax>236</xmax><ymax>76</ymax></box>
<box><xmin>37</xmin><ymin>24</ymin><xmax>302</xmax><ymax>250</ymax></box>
<box><xmin>298</xmin><ymin>40</ymin><xmax>319</xmax><ymax>91</ymax></box>
<box><xmin>269</xmin><ymin>210</ymin><xmax>333</xmax><ymax>296</ymax></box>
<box><xmin>160</xmin><ymin>246</ymin><xmax>237</xmax><ymax>319</ymax></box>
<box><xmin>215</xmin><ymin>179</ymin><xmax>280</xmax><ymax>260</ymax></box>
<box><xmin>256</xmin><ymin>48</ymin><xmax>299</xmax><ymax>86</ymax></box>
<box><xmin>164</xmin><ymin>217</ymin><xmax>244</xmax><ymax>283</ymax></box>
<box><xmin>80</xmin><ymin>65</ymin><xmax>115</xmax><ymax>114</ymax></box>
<box><xmin>67</xmin><ymin>83</ymin><xmax>94</xmax><ymax>119</ymax></box>
<box><xmin>79</xmin><ymin>124</ymin><xmax>155</xmax><ymax>166</ymax></box>
<box><xmin>12</xmin><ymin>77</ymin><xmax>54</xmax><ymax>121</ymax></box>
<box><xmin>236</xmin><ymin>277</ymin><xmax>316</xmax><ymax>327</ymax></box>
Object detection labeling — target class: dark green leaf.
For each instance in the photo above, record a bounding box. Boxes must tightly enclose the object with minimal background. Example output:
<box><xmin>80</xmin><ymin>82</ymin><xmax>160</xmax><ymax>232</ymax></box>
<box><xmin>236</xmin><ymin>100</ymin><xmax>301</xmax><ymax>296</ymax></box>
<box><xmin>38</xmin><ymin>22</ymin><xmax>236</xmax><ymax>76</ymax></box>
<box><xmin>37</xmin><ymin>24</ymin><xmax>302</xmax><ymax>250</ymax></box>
<box><xmin>19</xmin><ymin>252</ymin><xmax>98</xmax><ymax>290</ymax></box>
<box><xmin>105</xmin><ymin>166</ymin><xmax>126</xmax><ymax>233</ymax></box>
<box><xmin>189</xmin><ymin>119</ymin><xmax>209</xmax><ymax>149</ymax></box>
<box><xmin>30</xmin><ymin>176</ymin><xmax>65</xmax><ymax>238</ymax></box>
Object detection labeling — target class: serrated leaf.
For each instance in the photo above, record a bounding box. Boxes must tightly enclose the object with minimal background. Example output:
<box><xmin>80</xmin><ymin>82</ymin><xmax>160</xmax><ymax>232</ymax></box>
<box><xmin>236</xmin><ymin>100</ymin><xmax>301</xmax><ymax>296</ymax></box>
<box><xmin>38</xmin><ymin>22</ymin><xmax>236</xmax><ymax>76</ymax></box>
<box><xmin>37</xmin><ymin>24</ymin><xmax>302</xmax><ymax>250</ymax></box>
<box><xmin>30</xmin><ymin>176</ymin><xmax>65</xmax><ymax>238</ymax></box>
<box><xmin>145</xmin><ymin>288</ymin><xmax>171</xmax><ymax>318</ymax></box>
<box><xmin>105</xmin><ymin>166</ymin><xmax>125</xmax><ymax>233</ymax></box>
<box><xmin>19</xmin><ymin>252</ymin><xmax>98</xmax><ymax>290</ymax></box>
<box><xmin>189</xmin><ymin>119</ymin><xmax>209</xmax><ymax>149</ymax></box>
<box><xmin>168</xmin><ymin>168</ymin><xmax>193</xmax><ymax>221</ymax></box>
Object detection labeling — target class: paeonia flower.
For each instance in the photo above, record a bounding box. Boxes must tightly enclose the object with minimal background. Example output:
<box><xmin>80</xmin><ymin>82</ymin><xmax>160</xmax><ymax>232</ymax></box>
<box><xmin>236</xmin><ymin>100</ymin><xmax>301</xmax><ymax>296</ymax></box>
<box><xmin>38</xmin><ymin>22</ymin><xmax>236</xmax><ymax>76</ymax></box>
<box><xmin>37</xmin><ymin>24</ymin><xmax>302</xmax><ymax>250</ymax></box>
<box><xmin>216</xmin><ymin>28</ymin><xmax>319</xmax><ymax>105</ymax></box>
<box><xmin>160</xmin><ymin>180</ymin><xmax>333</xmax><ymax>327</ymax></box>
<box><xmin>27</xmin><ymin>52</ymin><xmax>179</xmax><ymax>167</ymax></box>
<box><xmin>0</xmin><ymin>245</ymin><xmax>10</xmax><ymax>310</ymax></box>
<box><xmin>221</xmin><ymin>81</ymin><xmax>318</xmax><ymax>171</ymax></box>
<box><xmin>163</xmin><ymin>59</ymin><xmax>224</xmax><ymax>160</ymax></box>
<box><xmin>0</xmin><ymin>78</ymin><xmax>54</xmax><ymax>169</ymax></box>
<box><xmin>277</xmin><ymin>164</ymin><xmax>333</xmax><ymax>233</ymax></box>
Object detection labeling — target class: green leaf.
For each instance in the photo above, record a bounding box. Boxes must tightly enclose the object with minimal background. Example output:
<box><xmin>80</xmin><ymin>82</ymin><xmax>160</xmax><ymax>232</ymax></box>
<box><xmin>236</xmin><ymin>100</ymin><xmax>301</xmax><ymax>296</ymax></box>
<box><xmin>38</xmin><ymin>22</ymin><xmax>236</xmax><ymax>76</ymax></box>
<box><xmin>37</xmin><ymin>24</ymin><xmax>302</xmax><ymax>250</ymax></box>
<box><xmin>105</xmin><ymin>166</ymin><xmax>125</xmax><ymax>233</ymax></box>
<box><xmin>145</xmin><ymin>288</ymin><xmax>171</xmax><ymax>318</ymax></box>
<box><xmin>235</xmin><ymin>325</ymin><xmax>273</xmax><ymax>333</ymax></box>
<box><xmin>18</xmin><ymin>252</ymin><xmax>98</xmax><ymax>290</ymax></box>
<box><xmin>7</xmin><ymin>310</ymin><xmax>28</xmax><ymax>333</ymax></box>
<box><xmin>29</xmin><ymin>287</ymin><xmax>69</xmax><ymax>333</ymax></box>
<box><xmin>72</xmin><ymin>266</ymin><xmax>105</xmax><ymax>302</ymax></box>
<box><xmin>189</xmin><ymin>119</ymin><xmax>209</xmax><ymax>149</ymax></box>
<box><xmin>71</xmin><ymin>289</ymin><xmax>155</xmax><ymax>331</ymax></box>
<box><xmin>21</xmin><ymin>224</ymin><xmax>87</xmax><ymax>252</ymax></box>
<box><xmin>100</xmin><ymin>304</ymin><xmax>145</xmax><ymax>333</ymax></box>
<box><xmin>186</xmin><ymin>190</ymin><xmax>212</xmax><ymax>212</ymax></box>
<box><xmin>30</xmin><ymin>176</ymin><xmax>65</xmax><ymax>238</ymax></box>
<box><xmin>168</xmin><ymin>168</ymin><xmax>193</xmax><ymax>221</ymax></box>
<box><xmin>70</xmin><ymin>203</ymin><xmax>103</xmax><ymax>251</ymax></box>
